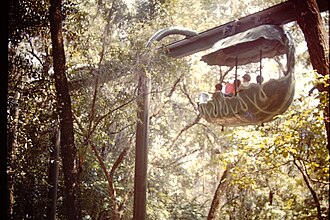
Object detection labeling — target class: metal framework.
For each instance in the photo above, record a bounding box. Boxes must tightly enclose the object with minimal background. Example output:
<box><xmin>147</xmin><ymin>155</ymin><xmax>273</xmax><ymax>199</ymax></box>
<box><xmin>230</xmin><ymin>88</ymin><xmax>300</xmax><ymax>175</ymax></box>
<box><xmin>165</xmin><ymin>0</ymin><xmax>328</xmax><ymax>58</ymax></box>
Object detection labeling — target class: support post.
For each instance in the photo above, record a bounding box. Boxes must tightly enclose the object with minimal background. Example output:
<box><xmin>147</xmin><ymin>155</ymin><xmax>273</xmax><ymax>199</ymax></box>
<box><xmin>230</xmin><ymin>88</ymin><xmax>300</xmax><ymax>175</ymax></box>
<box><xmin>133</xmin><ymin>58</ymin><xmax>151</xmax><ymax>220</ymax></box>
<box><xmin>259</xmin><ymin>49</ymin><xmax>263</xmax><ymax>76</ymax></box>
<box><xmin>234</xmin><ymin>56</ymin><xmax>238</xmax><ymax>95</ymax></box>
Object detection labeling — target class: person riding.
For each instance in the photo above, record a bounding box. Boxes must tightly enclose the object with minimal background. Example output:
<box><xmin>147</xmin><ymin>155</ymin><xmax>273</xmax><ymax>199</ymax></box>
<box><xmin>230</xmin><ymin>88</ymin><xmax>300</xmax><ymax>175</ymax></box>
<box><xmin>240</xmin><ymin>74</ymin><xmax>251</xmax><ymax>89</ymax></box>
<box><xmin>215</xmin><ymin>83</ymin><xmax>222</xmax><ymax>92</ymax></box>
<box><xmin>212</xmin><ymin>83</ymin><xmax>223</xmax><ymax>99</ymax></box>
<box><xmin>225</xmin><ymin>82</ymin><xmax>234</xmax><ymax>95</ymax></box>
<box><xmin>256</xmin><ymin>75</ymin><xmax>264</xmax><ymax>84</ymax></box>
<box><xmin>225</xmin><ymin>79</ymin><xmax>241</xmax><ymax>96</ymax></box>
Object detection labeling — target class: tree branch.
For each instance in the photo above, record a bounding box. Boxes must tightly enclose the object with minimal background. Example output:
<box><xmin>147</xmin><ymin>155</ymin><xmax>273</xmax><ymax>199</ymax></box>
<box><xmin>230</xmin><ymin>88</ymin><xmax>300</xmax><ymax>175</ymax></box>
<box><xmin>168</xmin><ymin>114</ymin><xmax>201</xmax><ymax>149</ymax></box>
<box><xmin>165</xmin><ymin>148</ymin><xmax>200</xmax><ymax>168</ymax></box>
<box><xmin>150</xmin><ymin>73</ymin><xmax>183</xmax><ymax>119</ymax></box>
<box><xmin>293</xmin><ymin>158</ymin><xmax>322</xmax><ymax>220</ymax></box>
<box><xmin>27</xmin><ymin>39</ymin><xmax>43</xmax><ymax>65</ymax></box>
<box><xmin>219</xmin><ymin>66</ymin><xmax>234</xmax><ymax>84</ymax></box>
<box><xmin>91</xmin><ymin>96</ymin><xmax>136</xmax><ymax>135</ymax></box>
<box><xmin>87</xmin><ymin>0</ymin><xmax>118</xmax><ymax>139</ymax></box>
<box><xmin>109</xmin><ymin>146</ymin><xmax>130</xmax><ymax>179</ymax></box>
<box><xmin>181</xmin><ymin>80</ymin><xmax>198</xmax><ymax>111</ymax></box>
<box><xmin>118</xmin><ymin>188</ymin><xmax>133</xmax><ymax>214</ymax></box>
<box><xmin>207</xmin><ymin>164</ymin><xmax>233</xmax><ymax>220</ymax></box>
<box><xmin>91</xmin><ymin>143</ymin><xmax>119</xmax><ymax>220</ymax></box>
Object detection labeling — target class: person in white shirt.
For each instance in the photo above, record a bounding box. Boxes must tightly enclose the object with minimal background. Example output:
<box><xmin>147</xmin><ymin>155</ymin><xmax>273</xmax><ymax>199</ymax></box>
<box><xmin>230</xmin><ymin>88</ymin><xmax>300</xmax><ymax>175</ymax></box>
<box><xmin>238</xmin><ymin>74</ymin><xmax>251</xmax><ymax>92</ymax></box>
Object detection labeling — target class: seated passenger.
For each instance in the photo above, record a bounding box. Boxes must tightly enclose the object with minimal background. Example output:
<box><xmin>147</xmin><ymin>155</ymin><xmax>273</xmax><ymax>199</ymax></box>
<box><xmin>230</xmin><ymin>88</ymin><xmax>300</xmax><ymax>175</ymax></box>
<box><xmin>212</xmin><ymin>83</ymin><xmax>223</xmax><ymax>99</ymax></box>
<box><xmin>199</xmin><ymin>92</ymin><xmax>210</xmax><ymax>103</ymax></box>
<box><xmin>225</xmin><ymin>79</ymin><xmax>241</xmax><ymax>96</ymax></box>
<box><xmin>256</xmin><ymin>75</ymin><xmax>264</xmax><ymax>85</ymax></box>
<box><xmin>225</xmin><ymin>82</ymin><xmax>234</xmax><ymax>95</ymax></box>
<box><xmin>215</xmin><ymin>83</ymin><xmax>223</xmax><ymax>92</ymax></box>
<box><xmin>239</xmin><ymin>74</ymin><xmax>251</xmax><ymax>90</ymax></box>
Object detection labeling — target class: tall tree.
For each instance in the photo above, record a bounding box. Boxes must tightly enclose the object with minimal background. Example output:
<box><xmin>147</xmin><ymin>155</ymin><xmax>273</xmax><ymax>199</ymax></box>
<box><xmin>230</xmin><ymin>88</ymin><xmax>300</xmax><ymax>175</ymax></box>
<box><xmin>49</xmin><ymin>0</ymin><xmax>80</xmax><ymax>219</ymax></box>
<box><xmin>292</xmin><ymin>0</ymin><xmax>329</xmax><ymax>152</ymax></box>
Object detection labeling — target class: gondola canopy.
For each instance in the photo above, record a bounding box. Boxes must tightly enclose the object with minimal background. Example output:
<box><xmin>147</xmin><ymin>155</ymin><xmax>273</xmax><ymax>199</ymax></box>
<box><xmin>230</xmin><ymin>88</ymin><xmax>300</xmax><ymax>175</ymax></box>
<box><xmin>200</xmin><ymin>25</ymin><xmax>287</xmax><ymax>67</ymax></box>
<box><xmin>198</xmin><ymin>25</ymin><xmax>295</xmax><ymax>126</ymax></box>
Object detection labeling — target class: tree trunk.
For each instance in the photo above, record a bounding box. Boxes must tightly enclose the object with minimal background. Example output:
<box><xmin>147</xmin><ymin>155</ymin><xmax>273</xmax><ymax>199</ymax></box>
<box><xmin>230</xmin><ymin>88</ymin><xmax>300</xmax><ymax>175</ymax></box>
<box><xmin>292</xmin><ymin>0</ymin><xmax>330</xmax><ymax>153</ymax></box>
<box><xmin>207</xmin><ymin>164</ymin><xmax>233</xmax><ymax>220</ymax></box>
<box><xmin>49</xmin><ymin>0</ymin><xmax>80</xmax><ymax>219</ymax></box>
<box><xmin>46</xmin><ymin>124</ymin><xmax>60</xmax><ymax>220</ymax></box>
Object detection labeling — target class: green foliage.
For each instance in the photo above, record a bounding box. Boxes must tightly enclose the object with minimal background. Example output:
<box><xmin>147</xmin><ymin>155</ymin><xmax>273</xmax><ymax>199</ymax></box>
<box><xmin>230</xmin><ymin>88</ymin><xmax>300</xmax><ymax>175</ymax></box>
<box><xmin>8</xmin><ymin>0</ymin><xmax>329</xmax><ymax>219</ymax></box>
<box><xmin>212</xmin><ymin>72</ymin><xmax>329</xmax><ymax>218</ymax></box>
<box><xmin>8</xmin><ymin>42</ymin><xmax>63</xmax><ymax>218</ymax></box>
<box><xmin>8</xmin><ymin>0</ymin><xmax>50</xmax><ymax>45</ymax></box>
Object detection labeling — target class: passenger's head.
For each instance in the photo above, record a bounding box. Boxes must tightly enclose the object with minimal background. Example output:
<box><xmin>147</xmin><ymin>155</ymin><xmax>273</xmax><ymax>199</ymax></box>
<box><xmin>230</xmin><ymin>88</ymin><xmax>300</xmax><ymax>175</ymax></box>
<box><xmin>256</xmin><ymin>75</ymin><xmax>264</xmax><ymax>84</ymax></box>
<box><xmin>215</xmin><ymin>83</ymin><xmax>222</xmax><ymax>91</ymax></box>
<box><xmin>242</xmin><ymin>74</ymin><xmax>251</xmax><ymax>82</ymax></box>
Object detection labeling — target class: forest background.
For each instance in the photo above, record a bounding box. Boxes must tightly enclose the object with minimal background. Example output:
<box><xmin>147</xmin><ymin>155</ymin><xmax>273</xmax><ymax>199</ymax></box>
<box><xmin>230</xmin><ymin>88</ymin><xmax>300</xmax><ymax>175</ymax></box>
<box><xmin>6</xmin><ymin>0</ymin><xmax>329</xmax><ymax>219</ymax></box>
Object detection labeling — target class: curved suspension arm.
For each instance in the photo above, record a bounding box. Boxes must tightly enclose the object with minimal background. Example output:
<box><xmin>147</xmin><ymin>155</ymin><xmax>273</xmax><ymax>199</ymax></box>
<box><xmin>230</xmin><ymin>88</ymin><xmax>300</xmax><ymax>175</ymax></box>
<box><xmin>145</xmin><ymin>26</ymin><xmax>198</xmax><ymax>47</ymax></box>
<box><xmin>284</xmin><ymin>30</ymin><xmax>295</xmax><ymax>76</ymax></box>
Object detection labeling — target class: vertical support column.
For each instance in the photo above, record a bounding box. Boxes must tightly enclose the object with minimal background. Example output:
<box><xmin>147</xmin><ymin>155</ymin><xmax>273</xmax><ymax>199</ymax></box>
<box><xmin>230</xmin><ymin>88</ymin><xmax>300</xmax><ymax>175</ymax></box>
<box><xmin>133</xmin><ymin>58</ymin><xmax>151</xmax><ymax>220</ymax></box>
<box><xmin>234</xmin><ymin>56</ymin><xmax>238</xmax><ymax>95</ymax></box>
<box><xmin>260</xmin><ymin>50</ymin><xmax>262</xmax><ymax>74</ymax></box>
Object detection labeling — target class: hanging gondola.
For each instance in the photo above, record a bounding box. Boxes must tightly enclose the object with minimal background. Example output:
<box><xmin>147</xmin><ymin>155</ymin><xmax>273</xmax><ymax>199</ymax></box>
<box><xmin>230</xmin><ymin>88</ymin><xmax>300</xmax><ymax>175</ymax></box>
<box><xmin>146</xmin><ymin>24</ymin><xmax>295</xmax><ymax>127</ymax></box>
<box><xmin>197</xmin><ymin>24</ymin><xmax>295</xmax><ymax>126</ymax></box>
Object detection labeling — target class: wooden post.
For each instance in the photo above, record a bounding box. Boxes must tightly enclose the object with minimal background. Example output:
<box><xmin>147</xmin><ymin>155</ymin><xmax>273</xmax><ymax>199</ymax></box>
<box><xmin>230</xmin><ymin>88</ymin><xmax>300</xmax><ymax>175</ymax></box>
<box><xmin>133</xmin><ymin>58</ymin><xmax>151</xmax><ymax>220</ymax></box>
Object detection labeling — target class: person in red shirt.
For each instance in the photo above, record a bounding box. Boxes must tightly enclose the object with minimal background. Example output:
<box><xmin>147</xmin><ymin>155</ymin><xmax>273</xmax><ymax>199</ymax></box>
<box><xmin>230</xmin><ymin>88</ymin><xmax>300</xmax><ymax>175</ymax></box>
<box><xmin>225</xmin><ymin>82</ymin><xmax>234</xmax><ymax>94</ymax></box>
<box><xmin>225</xmin><ymin>79</ymin><xmax>241</xmax><ymax>96</ymax></box>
